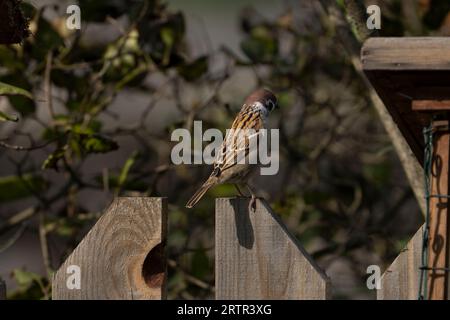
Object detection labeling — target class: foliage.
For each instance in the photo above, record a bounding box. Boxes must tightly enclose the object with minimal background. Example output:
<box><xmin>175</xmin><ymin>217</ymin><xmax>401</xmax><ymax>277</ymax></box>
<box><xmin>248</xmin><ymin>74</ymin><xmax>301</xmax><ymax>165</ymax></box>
<box><xmin>0</xmin><ymin>0</ymin><xmax>449</xmax><ymax>299</ymax></box>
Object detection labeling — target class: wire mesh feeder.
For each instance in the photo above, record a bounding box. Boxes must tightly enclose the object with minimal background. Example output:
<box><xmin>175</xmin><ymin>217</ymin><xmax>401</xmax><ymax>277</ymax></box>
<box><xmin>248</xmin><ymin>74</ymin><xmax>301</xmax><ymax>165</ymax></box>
<box><xmin>418</xmin><ymin>121</ymin><xmax>450</xmax><ymax>300</ymax></box>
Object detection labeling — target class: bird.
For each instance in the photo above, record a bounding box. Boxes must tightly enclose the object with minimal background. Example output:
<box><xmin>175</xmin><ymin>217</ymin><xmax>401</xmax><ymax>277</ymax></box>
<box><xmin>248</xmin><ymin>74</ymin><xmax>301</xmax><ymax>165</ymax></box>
<box><xmin>186</xmin><ymin>88</ymin><xmax>278</xmax><ymax>211</ymax></box>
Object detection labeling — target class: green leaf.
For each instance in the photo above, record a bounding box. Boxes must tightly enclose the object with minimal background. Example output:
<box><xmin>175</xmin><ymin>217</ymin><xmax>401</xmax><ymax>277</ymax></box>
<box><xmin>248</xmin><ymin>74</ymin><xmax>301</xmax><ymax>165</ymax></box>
<box><xmin>42</xmin><ymin>147</ymin><xmax>66</xmax><ymax>170</ymax></box>
<box><xmin>0</xmin><ymin>174</ymin><xmax>47</xmax><ymax>203</ymax></box>
<box><xmin>177</xmin><ymin>56</ymin><xmax>208</xmax><ymax>81</ymax></box>
<box><xmin>0</xmin><ymin>81</ymin><xmax>33</xmax><ymax>99</ymax></box>
<box><xmin>143</xmin><ymin>12</ymin><xmax>185</xmax><ymax>67</ymax></box>
<box><xmin>0</xmin><ymin>76</ymin><xmax>36</xmax><ymax>114</ymax></box>
<box><xmin>363</xmin><ymin>162</ymin><xmax>391</xmax><ymax>187</ymax></box>
<box><xmin>240</xmin><ymin>27</ymin><xmax>277</xmax><ymax>63</ymax></box>
<box><xmin>9</xmin><ymin>268</ymin><xmax>49</xmax><ymax>300</ymax></box>
<box><xmin>0</xmin><ymin>46</ymin><xmax>24</xmax><ymax>71</ymax></box>
<box><xmin>31</xmin><ymin>14</ymin><xmax>64</xmax><ymax>60</ymax></box>
<box><xmin>160</xmin><ymin>27</ymin><xmax>175</xmax><ymax>66</ymax></box>
<box><xmin>103</xmin><ymin>29</ymin><xmax>146</xmax><ymax>83</ymax></box>
<box><xmin>114</xmin><ymin>62</ymin><xmax>148</xmax><ymax>90</ymax></box>
<box><xmin>68</xmin><ymin>125</ymin><xmax>118</xmax><ymax>156</ymax></box>
<box><xmin>82</xmin><ymin>134</ymin><xmax>119</xmax><ymax>154</ymax></box>
<box><xmin>191</xmin><ymin>249</ymin><xmax>209</xmax><ymax>279</ymax></box>
<box><xmin>12</xmin><ymin>269</ymin><xmax>39</xmax><ymax>287</ymax></box>
<box><xmin>117</xmin><ymin>151</ymin><xmax>139</xmax><ymax>193</ymax></box>
<box><xmin>0</xmin><ymin>111</ymin><xmax>19</xmax><ymax>122</ymax></box>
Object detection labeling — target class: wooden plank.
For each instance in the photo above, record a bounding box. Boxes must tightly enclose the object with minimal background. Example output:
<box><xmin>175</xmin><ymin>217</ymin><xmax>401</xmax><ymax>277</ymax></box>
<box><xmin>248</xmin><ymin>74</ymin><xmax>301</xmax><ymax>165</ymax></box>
<box><xmin>0</xmin><ymin>279</ymin><xmax>5</xmax><ymax>300</ymax></box>
<box><xmin>215</xmin><ymin>198</ymin><xmax>330</xmax><ymax>299</ymax></box>
<box><xmin>428</xmin><ymin>121</ymin><xmax>450</xmax><ymax>300</ymax></box>
<box><xmin>52</xmin><ymin>197</ymin><xmax>167</xmax><ymax>300</ymax></box>
<box><xmin>362</xmin><ymin>38</ymin><xmax>450</xmax><ymax>71</ymax></box>
<box><xmin>377</xmin><ymin>225</ymin><xmax>423</xmax><ymax>300</ymax></box>
<box><xmin>412</xmin><ymin>100</ymin><xmax>450</xmax><ymax>111</ymax></box>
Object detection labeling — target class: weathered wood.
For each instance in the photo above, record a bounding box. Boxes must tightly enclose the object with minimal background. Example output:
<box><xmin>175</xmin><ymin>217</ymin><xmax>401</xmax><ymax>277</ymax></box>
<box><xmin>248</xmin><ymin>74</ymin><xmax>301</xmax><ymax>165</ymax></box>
<box><xmin>0</xmin><ymin>279</ymin><xmax>6</xmax><ymax>300</ymax></box>
<box><xmin>362</xmin><ymin>38</ymin><xmax>450</xmax><ymax>71</ymax></box>
<box><xmin>428</xmin><ymin>120</ymin><xmax>450</xmax><ymax>300</ymax></box>
<box><xmin>215</xmin><ymin>198</ymin><xmax>330</xmax><ymax>299</ymax></box>
<box><xmin>52</xmin><ymin>197</ymin><xmax>167</xmax><ymax>300</ymax></box>
<box><xmin>377</xmin><ymin>225</ymin><xmax>423</xmax><ymax>300</ymax></box>
<box><xmin>362</xmin><ymin>37</ymin><xmax>450</xmax><ymax>165</ymax></box>
<box><xmin>412</xmin><ymin>100</ymin><xmax>450</xmax><ymax>111</ymax></box>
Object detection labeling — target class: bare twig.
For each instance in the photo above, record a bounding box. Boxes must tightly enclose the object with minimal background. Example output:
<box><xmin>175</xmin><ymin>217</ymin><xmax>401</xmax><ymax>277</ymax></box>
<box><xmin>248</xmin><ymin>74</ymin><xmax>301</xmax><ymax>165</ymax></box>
<box><xmin>0</xmin><ymin>139</ymin><xmax>54</xmax><ymax>151</ymax></box>
<box><xmin>38</xmin><ymin>211</ymin><xmax>53</xmax><ymax>278</ymax></box>
<box><xmin>168</xmin><ymin>259</ymin><xmax>215</xmax><ymax>292</ymax></box>
<box><xmin>44</xmin><ymin>50</ymin><xmax>55</xmax><ymax>120</ymax></box>
<box><xmin>0</xmin><ymin>207</ymin><xmax>37</xmax><ymax>234</ymax></box>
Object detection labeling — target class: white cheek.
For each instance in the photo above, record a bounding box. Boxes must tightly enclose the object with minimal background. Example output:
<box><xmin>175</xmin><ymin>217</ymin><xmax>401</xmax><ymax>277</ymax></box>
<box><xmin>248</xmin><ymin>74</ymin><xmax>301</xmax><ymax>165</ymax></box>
<box><xmin>253</xmin><ymin>101</ymin><xmax>268</xmax><ymax>116</ymax></box>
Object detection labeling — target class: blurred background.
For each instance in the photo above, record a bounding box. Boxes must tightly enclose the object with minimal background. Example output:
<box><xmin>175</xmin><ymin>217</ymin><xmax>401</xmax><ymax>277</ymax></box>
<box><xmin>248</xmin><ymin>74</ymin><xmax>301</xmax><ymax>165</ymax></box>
<box><xmin>1</xmin><ymin>0</ymin><xmax>449</xmax><ymax>299</ymax></box>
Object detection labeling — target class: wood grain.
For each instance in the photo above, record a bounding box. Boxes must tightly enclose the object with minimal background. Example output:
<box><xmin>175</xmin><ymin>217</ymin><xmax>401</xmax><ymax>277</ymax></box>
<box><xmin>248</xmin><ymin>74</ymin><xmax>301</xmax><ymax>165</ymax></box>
<box><xmin>412</xmin><ymin>100</ymin><xmax>450</xmax><ymax>111</ymax></box>
<box><xmin>52</xmin><ymin>197</ymin><xmax>167</xmax><ymax>300</ymax></box>
<box><xmin>215</xmin><ymin>198</ymin><xmax>330</xmax><ymax>299</ymax></box>
<box><xmin>377</xmin><ymin>225</ymin><xmax>423</xmax><ymax>300</ymax></box>
<box><xmin>362</xmin><ymin>38</ymin><xmax>450</xmax><ymax>70</ymax></box>
<box><xmin>428</xmin><ymin>122</ymin><xmax>450</xmax><ymax>300</ymax></box>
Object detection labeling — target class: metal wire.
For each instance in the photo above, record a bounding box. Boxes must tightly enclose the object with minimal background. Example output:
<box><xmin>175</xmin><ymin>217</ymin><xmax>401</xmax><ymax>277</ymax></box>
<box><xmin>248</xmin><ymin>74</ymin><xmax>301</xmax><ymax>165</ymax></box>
<box><xmin>418</xmin><ymin>123</ymin><xmax>433</xmax><ymax>300</ymax></box>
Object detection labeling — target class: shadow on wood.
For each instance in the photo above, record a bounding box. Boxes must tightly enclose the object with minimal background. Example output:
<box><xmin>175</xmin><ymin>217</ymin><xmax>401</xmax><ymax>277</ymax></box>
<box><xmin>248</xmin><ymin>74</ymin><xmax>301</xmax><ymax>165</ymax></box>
<box><xmin>52</xmin><ymin>197</ymin><xmax>167</xmax><ymax>300</ymax></box>
<box><xmin>215</xmin><ymin>198</ymin><xmax>331</xmax><ymax>299</ymax></box>
<box><xmin>377</xmin><ymin>225</ymin><xmax>423</xmax><ymax>300</ymax></box>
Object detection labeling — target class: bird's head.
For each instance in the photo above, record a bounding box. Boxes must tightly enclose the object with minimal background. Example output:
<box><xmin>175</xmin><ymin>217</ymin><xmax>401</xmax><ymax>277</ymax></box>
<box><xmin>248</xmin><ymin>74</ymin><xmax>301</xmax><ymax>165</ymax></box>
<box><xmin>245</xmin><ymin>88</ymin><xmax>278</xmax><ymax>113</ymax></box>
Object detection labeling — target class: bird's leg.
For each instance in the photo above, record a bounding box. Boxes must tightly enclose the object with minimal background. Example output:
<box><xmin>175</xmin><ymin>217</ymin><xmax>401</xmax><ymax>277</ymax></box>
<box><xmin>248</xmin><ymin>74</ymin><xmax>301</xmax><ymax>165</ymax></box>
<box><xmin>245</xmin><ymin>183</ymin><xmax>257</xmax><ymax>212</ymax></box>
<box><xmin>234</xmin><ymin>184</ymin><xmax>245</xmax><ymax>197</ymax></box>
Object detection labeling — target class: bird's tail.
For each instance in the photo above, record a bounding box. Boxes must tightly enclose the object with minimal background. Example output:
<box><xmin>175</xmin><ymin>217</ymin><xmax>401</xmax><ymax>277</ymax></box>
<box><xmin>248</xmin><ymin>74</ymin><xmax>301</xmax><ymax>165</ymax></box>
<box><xmin>186</xmin><ymin>180</ymin><xmax>214</xmax><ymax>208</ymax></box>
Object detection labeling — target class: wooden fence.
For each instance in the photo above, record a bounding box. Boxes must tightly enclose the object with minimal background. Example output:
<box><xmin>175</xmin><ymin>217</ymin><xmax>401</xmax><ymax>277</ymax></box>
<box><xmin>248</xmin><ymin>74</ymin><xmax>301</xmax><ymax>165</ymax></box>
<box><xmin>48</xmin><ymin>196</ymin><xmax>330</xmax><ymax>300</ymax></box>
<box><xmin>215</xmin><ymin>198</ymin><xmax>330</xmax><ymax>299</ymax></box>
<box><xmin>377</xmin><ymin>227</ymin><xmax>423</xmax><ymax>299</ymax></box>
<box><xmin>52</xmin><ymin>197</ymin><xmax>167</xmax><ymax>299</ymax></box>
<box><xmin>0</xmin><ymin>195</ymin><xmax>438</xmax><ymax>300</ymax></box>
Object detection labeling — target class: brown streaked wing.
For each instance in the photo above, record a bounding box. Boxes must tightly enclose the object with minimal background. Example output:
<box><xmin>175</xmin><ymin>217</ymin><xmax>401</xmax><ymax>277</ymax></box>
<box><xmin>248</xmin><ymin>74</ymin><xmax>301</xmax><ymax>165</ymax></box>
<box><xmin>214</xmin><ymin>109</ymin><xmax>264</xmax><ymax>173</ymax></box>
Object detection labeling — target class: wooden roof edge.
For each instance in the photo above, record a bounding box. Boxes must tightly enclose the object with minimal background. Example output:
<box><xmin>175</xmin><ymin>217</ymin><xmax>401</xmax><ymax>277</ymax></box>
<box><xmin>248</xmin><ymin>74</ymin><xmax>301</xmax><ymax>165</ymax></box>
<box><xmin>361</xmin><ymin>37</ymin><xmax>450</xmax><ymax>71</ymax></box>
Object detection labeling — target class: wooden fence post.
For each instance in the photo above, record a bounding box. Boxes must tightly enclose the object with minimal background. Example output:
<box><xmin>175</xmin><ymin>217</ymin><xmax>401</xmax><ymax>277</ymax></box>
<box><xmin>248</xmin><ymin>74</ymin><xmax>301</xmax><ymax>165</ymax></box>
<box><xmin>424</xmin><ymin>119</ymin><xmax>450</xmax><ymax>299</ymax></box>
<box><xmin>52</xmin><ymin>197</ymin><xmax>167</xmax><ymax>300</ymax></box>
<box><xmin>377</xmin><ymin>226</ymin><xmax>423</xmax><ymax>299</ymax></box>
<box><xmin>215</xmin><ymin>198</ymin><xmax>330</xmax><ymax>299</ymax></box>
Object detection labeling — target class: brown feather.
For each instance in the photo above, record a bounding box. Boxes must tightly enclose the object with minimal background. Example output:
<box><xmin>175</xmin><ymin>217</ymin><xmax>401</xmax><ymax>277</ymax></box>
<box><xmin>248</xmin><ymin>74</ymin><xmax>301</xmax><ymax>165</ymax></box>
<box><xmin>185</xmin><ymin>178</ymin><xmax>216</xmax><ymax>208</ymax></box>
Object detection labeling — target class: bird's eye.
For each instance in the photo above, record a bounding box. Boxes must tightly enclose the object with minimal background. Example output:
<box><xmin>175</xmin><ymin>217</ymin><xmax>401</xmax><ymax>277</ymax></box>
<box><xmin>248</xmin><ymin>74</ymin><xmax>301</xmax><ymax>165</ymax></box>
<box><xmin>266</xmin><ymin>100</ymin><xmax>275</xmax><ymax>111</ymax></box>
